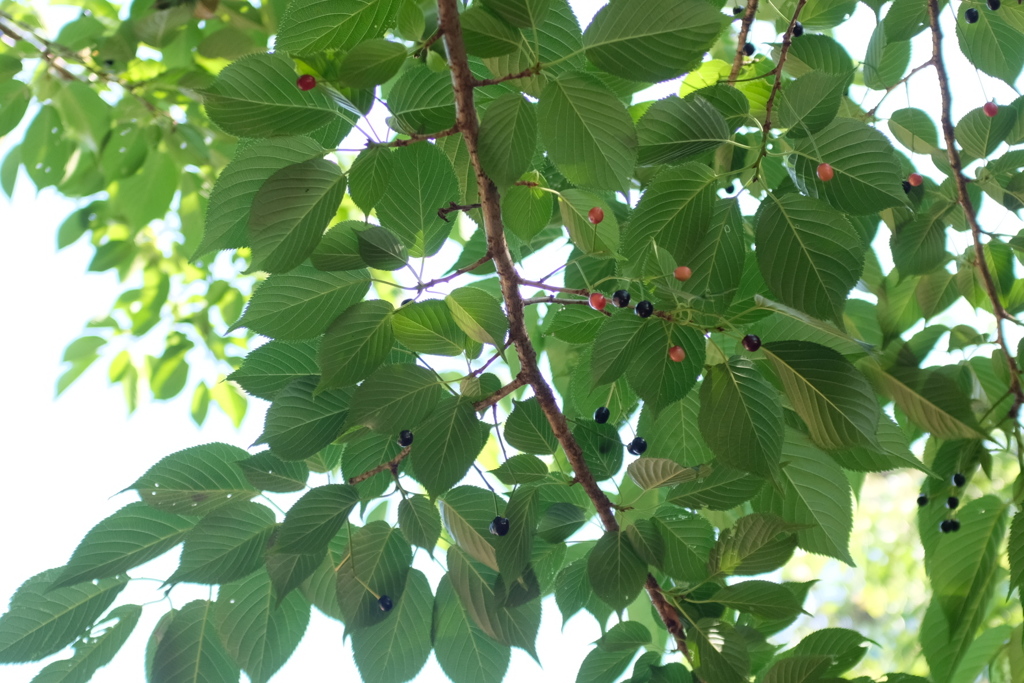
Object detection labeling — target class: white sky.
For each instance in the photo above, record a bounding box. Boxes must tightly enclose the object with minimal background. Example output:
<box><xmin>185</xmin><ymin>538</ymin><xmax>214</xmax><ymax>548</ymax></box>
<box><xmin>0</xmin><ymin>1</ymin><xmax>1022</xmax><ymax>681</ymax></box>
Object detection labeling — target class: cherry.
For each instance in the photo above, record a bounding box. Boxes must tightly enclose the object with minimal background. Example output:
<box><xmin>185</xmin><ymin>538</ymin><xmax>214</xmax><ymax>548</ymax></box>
<box><xmin>489</xmin><ymin>516</ymin><xmax>510</xmax><ymax>536</ymax></box>
<box><xmin>733</xmin><ymin>6</ymin><xmax>743</xmax><ymax>14</ymax></box>
<box><xmin>742</xmin><ymin>334</ymin><xmax>762</xmax><ymax>351</ymax></box>
<box><xmin>674</xmin><ymin>266</ymin><xmax>692</xmax><ymax>281</ymax></box>
<box><xmin>588</xmin><ymin>207</ymin><xmax>604</xmax><ymax>224</ymax></box>
<box><xmin>627</xmin><ymin>437</ymin><xmax>647</xmax><ymax>455</ymax></box>
<box><xmin>946</xmin><ymin>496</ymin><xmax>959</xmax><ymax>509</ymax></box>
<box><xmin>612</xmin><ymin>290</ymin><xmax>631</xmax><ymax>308</ymax></box>
<box><xmin>378</xmin><ymin>595</ymin><xmax>393</xmax><ymax>611</ymax></box>
<box><xmin>594</xmin><ymin>406</ymin><xmax>610</xmax><ymax>424</ymax></box>
<box><xmin>725</xmin><ymin>183</ymin><xmax>735</xmax><ymax>194</ymax></box>
<box><xmin>792</xmin><ymin>21</ymin><xmax>804</xmax><ymax>36</ymax></box>
<box><xmin>297</xmin><ymin>74</ymin><xmax>317</xmax><ymax>91</ymax></box>
<box><xmin>965</xmin><ymin>7</ymin><xmax>979</xmax><ymax>21</ymax></box>
<box><xmin>398</xmin><ymin>430</ymin><xmax>414</xmax><ymax>447</ymax></box>
<box><xmin>589</xmin><ymin>292</ymin><xmax>607</xmax><ymax>311</ymax></box>
<box><xmin>987</xmin><ymin>0</ymin><xmax>1000</xmax><ymax>9</ymax></box>
<box><xmin>917</xmin><ymin>494</ymin><xmax>928</xmax><ymax>506</ymax></box>
<box><xmin>940</xmin><ymin>519</ymin><xmax>953</xmax><ymax>533</ymax></box>
<box><xmin>984</xmin><ymin>101</ymin><xmax>998</xmax><ymax>117</ymax></box>
<box><xmin>743</xmin><ymin>42</ymin><xmax>755</xmax><ymax>56</ymax></box>
<box><xmin>902</xmin><ymin>181</ymin><xmax>912</xmax><ymax>194</ymax></box>
<box><xmin>952</xmin><ymin>472</ymin><xmax>966</xmax><ymax>487</ymax></box>
<box><xmin>949</xmin><ymin>519</ymin><xmax>961</xmax><ymax>531</ymax></box>
<box><xmin>401</xmin><ymin>298</ymin><xmax>413</xmax><ymax>306</ymax></box>
<box><xmin>908</xmin><ymin>173</ymin><xmax>924</xmax><ymax>187</ymax></box>
<box><xmin>635</xmin><ymin>300</ymin><xmax>654</xmax><ymax>318</ymax></box>
<box><xmin>668</xmin><ymin>345</ymin><xmax>686</xmax><ymax>362</ymax></box>
<box><xmin>817</xmin><ymin>162</ymin><xmax>834</xmax><ymax>182</ymax></box>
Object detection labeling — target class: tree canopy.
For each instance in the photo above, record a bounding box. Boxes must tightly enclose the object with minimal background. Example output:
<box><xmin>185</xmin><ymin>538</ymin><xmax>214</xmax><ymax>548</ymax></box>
<box><xmin>1</xmin><ymin>0</ymin><xmax>1024</xmax><ymax>681</ymax></box>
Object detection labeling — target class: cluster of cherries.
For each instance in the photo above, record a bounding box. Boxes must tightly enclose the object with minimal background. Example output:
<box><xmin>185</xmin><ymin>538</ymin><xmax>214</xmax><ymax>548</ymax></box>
<box><xmin>918</xmin><ymin>472</ymin><xmax>967</xmax><ymax>533</ymax></box>
<box><xmin>965</xmin><ymin>0</ymin><xmax>1001</xmax><ymax>23</ymax></box>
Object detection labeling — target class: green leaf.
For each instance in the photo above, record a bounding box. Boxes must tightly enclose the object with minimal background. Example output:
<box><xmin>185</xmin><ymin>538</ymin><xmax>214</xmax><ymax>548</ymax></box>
<box><xmin>275</xmin><ymin>485</ymin><xmax>359</xmax><ymax>555</ymax></box>
<box><xmin>955</xmin><ymin>105</ymin><xmax>1017</xmax><ymax>159</ymax></box>
<box><xmin>478</xmin><ymin>93</ymin><xmax>537</xmax><ymax>187</ymax></box>
<box><xmin>480</xmin><ymin>0</ymin><xmax>549</xmax><ymax>27</ymax></box>
<box><xmin>30</xmin><ymin>604</ymin><xmax>141</xmax><ymax>683</ymax></box>
<box><xmin>537</xmin><ymin>503</ymin><xmax>587</xmax><ymax>544</ymax></box>
<box><xmin>788</xmin><ymin>628</ymin><xmax>870</xmax><ymax>676</ymax></box>
<box><xmin>699</xmin><ymin>357</ymin><xmax>784</xmax><ymax>478</ymax></box>
<box><xmin>655</xmin><ymin>515</ymin><xmax>715</xmax><ymax>582</ymax></box>
<box><xmin>413</xmin><ymin>397</ymin><xmax>487</xmax><ymax>496</ymax></box>
<box><xmin>22</xmin><ymin>106</ymin><xmax>73</xmax><ymax>189</ymax></box>
<box><xmin>559</xmin><ymin>189</ymin><xmax>621</xmax><ymax>258</ymax></box>
<box><xmin>956</xmin><ymin>3</ymin><xmax>1024</xmax><ymax>85</ymax></box>
<box><xmin>151</xmin><ymin>600</ymin><xmax>239</xmax><ymax>683</ymax></box>
<box><xmin>0</xmin><ymin>569</ymin><xmax>127</xmax><ymax>663</ymax></box>
<box><xmin>755</xmin><ymin>193</ymin><xmax>865</xmax><ymax>324</ymax></box>
<box><xmin>583</xmin><ymin>0</ymin><xmax>727</xmax><ymax>82</ymax></box>
<box><xmin>711</xmin><ymin>580</ymin><xmax>804</xmax><ymax>619</ymax></box>
<box><xmin>890</xmin><ymin>204</ymin><xmax>952</xmax><ymax>276</ymax></box>
<box><xmin>311</xmin><ymin>221</ymin><xmax>367</xmax><ymax>271</ymax></box>
<box><xmin>432</xmin><ymin>575</ymin><xmax>511</xmax><ymax>683</ymax></box>
<box><xmin>626</xmin><ymin>459</ymin><xmax>709</xmax><ymax>490</ymax></box>
<box><xmin>667</xmin><ymin>462</ymin><xmax>764</xmax><ymax>511</ymax></box>
<box><xmin>446</xmin><ymin>546</ymin><xmax>541</xmax><ymax>658</ymax></box>
<box><xmin>827</xmin><ymin>413</ymin><xmax>930</xmax><ymax>474</ymax></box>
<box><xmin>574</xmin><ymin>421</ymin><xmax>624</xmax><ymax>481</ymax></box>
<box><xmin>762</xmin><ymin>655</ymin><xmax>834</xmax><ymax>683</ymax></box>
<box><xmin>196</xmin><ymin>136</ymin><xmax>325</xmax><ymax>257</ymax></box>
<box><xmin>0</xmin><ymin>81</ymin><xmax>30</xmax><ymax>139</ymax></box>
<box><xmin>112</xmin><ymin>151</ymin><xmax>179</xmax><ymax>229</ymax></box>
<box><xmin>392</xmin><ymin>299</ymin><xmax>467</xmax><ymax>356</ymax></box>
<box><xmin>398</xmin><ymin>496</ymin><xmax>441</xmax><ymax>553</ymax></box>
<box><xmin>336</xmin><ymin>521</ymin><xmax>412</xmax><ymax>628</ymax></box>
<box><xmin>949</xmin><ymin>625</ymin><xmax>1013</xmax><ymax>683</ymax></box>
<box><xmin>502</xmin><ymin>171</ymin><xmax>554</xmax><ymax>241</ymax></box>
<box><xmin>777</xmin><ymin>70</ymin><xmax>850</xmax><ymax>137</ymax></box>
<box><xmin>576</xmin><ymin>621</ymin><xmax>648</xmax><ymax>683</ymax></box>
<box><xmin>863</xmin><ymin>22</ymin><xmax>910</xmax><ymax>90</ymax></box>
<box><xmin>873</xmin><ymin>365</ymin><xmax>986</xmax><ymax>439</ymax></box>
<box><xmin>636</xmin><ymin>393</ymin><xmax>714</xmax><ymax>467</ymax></box>
<box><xmin>793</xmin><ymin>118</ymin><xmax>907</xmax><ymax>215</ymax></box>
<box><xmin>351</xmin><ymin>569</ymin><xmax>433</xmax><ymax>683</ymax></box>
<box><xmin>496</xmin><ymin>487</ymin><xmax>539</xmax><ymax>583</ymax></box>
<box><xmin>439</xmin><ymin>486</ymin><xmax>504</xmax><ymax>571</ymax></box>
<box><xmin>349</xmin><ymin>363</ymin><xmax>442</xmax><ymax>431</ymax></box>
<box><xmin>258</xmin><ymin>376</ymin><xmax>355</xmax><ymax>460</ymax></box>
<box><xmin>203</xmin><ymin>53</ymin><xmax>351</xmax><ymax>138</ymax></box>
<box><xmin>690</xmin><ymin>619</ymin><xmax>750</xmax><ymax>683</ymax></box>
<box><xmin>491</xmin><ymin>454</ymin><xmax>549</xmax><ymax>485</ymax></box>
<box><xmin>53</xmin><ymin>82</ymin><xmax>110</xmax><ymax>153</ymax></box>
<box><xmin>387</xmin><ymin>65</ymin><xmax>456</xmax><ymax>134</ymax></box>
<box><xmin>168</xmin><ymin>502</ymin><xmax>276</xmax><ymax>585</ymax></box>
<box><xmin>888</xmin><ymin>107</ymin><xmax>941</xmax><ymax>154</ymax></box>
<box><xmin>636</xmin><ymin>95</ymin><xmax>731</xmax><ymax>164</ymax></box>
<box><xmin>625</xmin><ymin>319</ymin><xmax>705</xmax><ymax>414</ymax></box>
<box><xmin>54</xmin><ymin>502</ymin><xmax>193</xmax><ymax>588</ymax></box>
<box><xmin>214</xmin><ymin>570</ymin><xmax>309</xmax><ymax>683</ymax></box>
<box><xmin>504</xmin><ymin>397</ymin><xmax>558</xmax><ymax>455</ymax></box>
<box><xmin>462</xmin><ymin>5</ymin><xmax>523</xmax><ymax>57</ymax></box>
<box><xmin>590</xmin><ymin>313</ymin><xmax>649</xmax><ymax>387</ymax></box>
<box><xmin>276</xmin><ymin>0</ymin><xmax>400</xmax><ymax>54</ymax></box>
<box><xmin>248</xmin><ymin>158</ymin><xmax>346</xmax><ymax>273</ymax></box>
<box><xmin>707</xmin><ymin>513</ymin><xmax>797</xmax><ymax>576</ymax></box>
<box><xmin>339</xmin><ymin>39</ymin><xmax>407</xmax><ymax>88</ymax></box>
<box><xmin>264</xmin><ymin>542</ymin><xmax>323</xmax><ymax>605</ymax></box>
<box><xmin>318</xmin><ymin>300</ymin><xmax>395</xmax><ymax>391</ymax></box>
<box><xmin>1009</xmin><ymin>508</ymin><xmax>1024</xmax><ymax>598</ymax></box>
<box><xmin>376</xmin><ymin>142</ymin><xmax>459</xmax><ymax>256</ymax></box>
<box><xmin>228</xmin><ymin>266</ymin><xmax>371</xmax><ymax>340</ymax></box>
<box><xmin>446</xmin><ymin>287</ymin><xmax>509</xmax><ymax>348</ymax></box>
<box><xmin>587</xmin><ymin>530</ymin><xmax>648</xmax><ymax>611</ymax></box>
<box><xmin>547</xmin><ymin>306</ymin><xmax>607</xmax><ymax>344</ymax></box>
<box><xmin>356</xmin><ymin>225</ymin><xmax>408</xmax><ymax>270</ymax></box>
<box><xmin>348</xmin><ymin>146</ymin><xmax>393</xmax><ymax>214</ymax></box>
<box><xmin>537</xmin><ymin>71</ymin><xmax>637</xmax><ymax>192</ymax></box>
<box><xmin>129</xmin><ymin>443</ymin><xmax>257</xmax><ymax>516</ymax></box>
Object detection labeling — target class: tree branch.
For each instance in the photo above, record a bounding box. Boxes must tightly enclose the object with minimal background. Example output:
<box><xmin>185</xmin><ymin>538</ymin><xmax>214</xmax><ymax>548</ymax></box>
<box><xmin>518</xmin><ymin>278</ymin><xmax>588</xmax><ymax>295</ymax></box>
<box><xmin>417</xmin><ymin>251</ymin><xmax>492</xmax><ymax>291</ymax></box>
<box><xmin>473</xmin><ymin>374</ymin><xmax>527</xmax><ymax>411</ymax></box>
<box><xmin>348</xmin><ymin>446</ymin><xmax>411</xmax><ymax>484</ymax></box>
<box><xmin>727</xmin><ymin>0</ymin><xmax>759</xmax><ymax>85</ymax></box>
<box><xmin>384</xmin><ymin>125</ymin><xmax>460</xmax><ymax>147</ymax></box>
<box><xmin>435</xmin><ymin>0</ymin><xmax>694</xmax><ymax>660</ymax></box>
<box><xmin>437</xmin><ymin>200</ymin><xmax>482</xmax><ymax>222</ymax></box>
<box><xmin>926</xmin><ymin>0</ymin><xmax>1024</xmax><ymax>419</ymax></box>
<box><xmin>472</xmin><ymin>63</ymin><xmax>542</xmax><ymax>87</ymax></box>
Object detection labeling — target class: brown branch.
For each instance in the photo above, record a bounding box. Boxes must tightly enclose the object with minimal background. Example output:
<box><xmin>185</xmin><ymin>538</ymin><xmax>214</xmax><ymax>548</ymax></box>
<box><xmin>418</xmin><ymin>251</ymin><xmax>492</xmax><ymax>290</ymax></box>
<box><xmin>414</xmin><ymin>27</ymin><xmax>444</xmax><ymax>57</ymax></box>
<box><xmin>470</xmin><ymin>340</ymin><xmax>514</xmax><ymax>376</ymax></box>
<box><xmin>518</xmin><ymin>278</ymin><xmax>588</xmax><ymax>295</ymax></box>
<box><xmin>436</xmin><ymin>0</ymin><xmax>693</xmax><ymax>661</ymax></box>
<box><xmin>523</xmin><ymin>295</ymin><xmax>591</xmax><ymax>306</ymax></box>
<box><xmin>438</xmin><ymin>200</ymin><xmax>482</xmax><ymax>222</ymax></box>
<box><xmin>386</xmin><ymin>125</ymin><xmax>461</xmax><ymax>147</ymax></box>
<box><xmin>727</xmin><ymin>0</ymin><xmax>759</xmax><ymax>85</ymax></box>
<box><xmin>926</xmin><ymin>0</ymin><xmax>1024</xmax><ymax>419</ymax></box>
<box><xmin>348</xmin><ymin>446</ymin><xmax>411</xmax><ymax>484</ymax></box>
<box><xmin>473</xmin><ymin>374</ymin><xmax>527</xmax><ymax>411</ymax></box>
<box><xmin>0</xmin><ymin>19</ymin><xmax>79</xmax><ymax>82</ymax></box>
<box><xmin>472</xmin><ymin>63</ymin><xmax>542</xmax><ymax>87</ymax></box>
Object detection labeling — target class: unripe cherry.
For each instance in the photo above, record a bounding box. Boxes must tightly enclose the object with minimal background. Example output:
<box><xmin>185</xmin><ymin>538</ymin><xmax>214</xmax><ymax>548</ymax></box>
<box><xmin>588</xmin><ymin>207</ymin><xmax>604</xmax><ymax>224</ymax></box>
<box><xmin>908</xmin><ymin>173</ymin><xmax>923</xmax><ymax>187</ymax></box>
<box><xmin>589</xmin><ymin>292</ymin><xmax>607</xmax><ymax>311</ymax></box>
<box><xmin>817</xmin><ymin>162</ymin><xmax>834</xmax><ymax>182</ymax></box>
<box><xmin>674</xmin><ymin>266</ymin><xmax>692</xmax><ymax>281</ymax></box>
<box><xmin>669</xmin><ymin>346</ymin><xmax>686</xmax><ymax>362</ymax></box>
<box><xmin>297</xmin><ymin>74</ymin><xmax>317</xmax><ymax>91</ymax></box>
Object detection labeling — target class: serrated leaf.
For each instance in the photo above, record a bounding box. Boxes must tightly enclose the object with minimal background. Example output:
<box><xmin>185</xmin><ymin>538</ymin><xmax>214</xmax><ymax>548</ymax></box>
<box><xmin>258</xmin><ymin>377</ymin><xmax>355</xmax><ymax>460</ymax></box>
<box><xmin>590</xmin><ymin>313</ymin><xmax>652</xmax><ymax>387</ymax></box>
<box><xmin>376</xmin><ymin>142</ymin><xmax>459</xmax><ymax>257</ymax></box>
<box><xmin>54</xmin><ymin>502</ymin><xmax>193</xmax><ymax>588</ymax></box>
<box><xmin>248</xmin><ymin>158</ymin><xmax>346</xmax><ymax>273</ymax></box>
<box><xmin>129</xmin><ymin>443</ymin><xmax>257</xmax><ymax>516</ymax></box>
<box><xmin>788</xmin><ymin>628</ymin><xmax>870</xmax><ymax>676</ymax></box>
<box><xmin>828</xmin><ymin>414</ymin><xmax>930</xmax><ymax>474</ymax></box>
<box><xmin>587</xmin><ymin>530</ymin><xmax>647</xmax><ymax>611</ymax></box>
<box><xmin>711</xmin><ymin>580</ymin><xmax>804</xmax><ymax>619</ymax></box>
<box><xmin>462</xmin><ymin>5</ymin><xmax>523</xmax><ymax>57</ymax></box>
<box><xmin>348</xmin><ymin>363</ymin><xmax>442</xmax><ymax>431</ymax></box>
<box><xmin>778</xmin><ymin>70</ymin><xmax>850</xmax><ymax>137</ymax></box>
<box><xmin>398</xmin><ymin>496</ymin><xmax>441</xmax><ymax>553</ymax></box>
<box><xmin>275</xmin><ymin>485</ymin><xmax>359</xmax><ymax>555</ymax></box>
<box><xmin>228</xmin><ymin>266</ymin><xmax>371</xmax><ymax>340</ymax></box>
<box><xmin>559</xmin><ymin>189</ymin><xmax>620</xmax><ymax>258</ymax></box>
<box><xmin>30</xmin><ymin>604</ymin><xmax>141</xmax><ymax>683</ymax></box>
<box><xmin>626</xmin><ymin>459</ymin><xmax>708</xmax><ymax>490</ymax></box>
<box><xmin>763</xmin><ymin>655</ymin><xmax>833</xmax><ymax>683</ymax></box>
<box><xmin>502</xmin><ymin>171</ymin><xmax>554</xmax><ymax>241</ymax></box>
<box><xmin>392</xmin><ymin>300</ymin><xmax>467</xmax><ymax>356</ymax></box>
<box><xmin>151</xmin><ymin>600</ymin><xmax>239</xmax><ymax>683</ymax></box>
<box><xmin>888</xmin><ymin>107</ymin><xmax>941</xmax><ymax>154</ymax></box>
<box><xmin>873</xmin><ymin>365</ymin><xmax>986</xmax><ymax>439</ymax></box>
<box><xmin>955</xmin><ymin>105</ymin><xmax>1017</xmax><ymax>159</ymax></box>
<box><xmin>956</xmin><ymin>3</ymin><xmax>1024</xmax><ymax>86</ymax></box>
<box><xmin>446</xmin><ymin>287</ymin><xmax>508</xmax><ymax>348</ymax></box>
<box><xmin>583</xmin><ymin>0</ymin><xmax>727</xmax><ymax>82</ymax></box>
<box><xmin>339</xmin><ymin>38</ymin><xmax>407</xmax><ymax>88</ymax></box>
<box><xmin>491</xmin><ymin>454</ymin><xmax>550</xmax><ymax>485</ymax></box>
<box><xmin>547</xmin><ymin>306</ymin><xmax>606</xmax><ymax>344</ymax></box>
<box><xmin>537</xmin><ymin>71</ymin><xmax>637</xmax><ymax>192</ymax></box>
<box><xmin>495</xmin><ymin>487</ymin><xmax>538</xmax><ymax>584</ymax></box>
<box><xmin>348</xmin><ymin>146</ymin><xmax>393</xmax><ymax>213</ymax></box>
<box><xmin>699</xmin><ymin>357</ymin><xmax>784</xmax><ymax>478</ymax></box>
<box><xmin>387</xmin><ymin>65</ymin><xmax>456</xmax><ymax>135</ymax></box>
<box><xmin>318</xmin><ymin>299</ymin><xmax>394</xmax><ymax>391</ymax></box>
<box><xmin>480</xmin><ymin>0</ymin><xmax>549</xmax><ymax>27</ymax></box>
<box><xmin>537</xmin><ymin>503</ymin><xmax>587</xmax><ymax>544</ymax></box>
<box><xmin>708</xmin><ymin>513</ymin><xmax>797</xmax><ymax>576</ymax></box>
<box><xmin>655</xmin><ymin>515</ymin><xmax>715</xmax><ymax>582</ymax></box>
<box><xmin>438</xmin><ymin>486</ymin><xmax>504</xmax><ymax>571</ymax></box>
<box><xmin>864</xmin><ymin>22</ymin><xmax>910</xmax><ymax>90</ymax></box>
<box><xmin>636</xmin><ymin>94</ymin><xmax>731</xmax><ymax>164</ymax></box>
<box><xmin>351</xmin><ymin>569</ymin><xmax>432</xmax><ymax>683</ymax></box>
<box><xmin>667</xmin><ymin>462</ymin><xmax>764</xmax><ymax>511</ymax></box>
<box><xmin>504</xmin><ymin>398</ymin><xmax>558</xmax><ymax>455</ymax></box>
<box><xmin>1009</xmin><ymin>508</ymin><xmax>1024</xmax><ymax>598</ymax></box>
<box><xmin>214</xmin><ymin>570</ymin><xmax>310</xmax><ymax>683</ymax></box>
<box><xmin>168</xmin><ymin>502</ymin><xmax>276</xmax><ymax>585</ymax></box>
<box><xmin>625</xmin><ymin>319</ymin><xmax>705</xmax><ymax>414</ymax></box>
<box><xmin>413</xmin><ymin>397</ymin><xmax>487</xmax><ymax>497</ymax></box>
<box><xmin>636</xmin><ymin>392</ymin><xmax>714</xmax><ymax>467</ymax></box>
<box><xmin>336</xmin><ymin>521</ymin><xmax>412</xmax><ymax>629</ymax></box>
<box><xmin>228</xmin><ymin>339</ymin><xmax>320</xmax><ymax>401</ymax></box>
<box><xmin>691</xmin><ymin>618</ymin><xmax>750</xmax><ymax>683</ymax></box>
<box><xmin>478</xmin><ymin>93</ymin><xmax>537</xmax><ymax>187</ymax></box>
<box><xmin>276</xmin><ymin>0</ymin><xmax>400</xmax><ymax>54</ymax></box>
<box><xmin>432</xmin><ymin>575</ymin><xmax>511</xmax><ymax>683</ymax></box>
<box><xmin>356</xmin><ymin>225</ymin><xmax>408</xmax><ymax>271</ymax></box>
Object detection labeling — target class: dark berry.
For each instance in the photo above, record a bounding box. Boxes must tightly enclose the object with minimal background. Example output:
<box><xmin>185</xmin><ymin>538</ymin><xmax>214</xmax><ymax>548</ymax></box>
<box><xmin>489</xmin><ymin>516</ymin><xmax>510</xmax><ymax>536</ymax></box>
<box><xmin>952</xmin><ymin>472</ymin><xmax>966</xmax><ymax>487</ymax></box>
<box><xmin>902</xmin><ymin>180</ymin><xmax>912</xmax><ymax>193</ymax></box>
<box><xmin>378</xmin><ymin>595</ymin><xmax>393</xmax><ymax>611</ymax></box>
<box><xmin>733</xmin><ymin>5</ymin><xmax>743</xmax><ymax>14</ymax></box>
<box><xmin>949</xmin><ymin>519</ymin><xmax>961</xmax><ymax>532</ymax></box>
<box><xmin>594</xmin><ymin>406</ymin><xmax>611</xmax><ymax>424</ymax></box>
<box><xmin>947</xmin><ymin>496</ymin><xmax>959</xmax><ymax>509</ymax></box>
<box><xmin>401</xmin><ymin>298</ymin><xmax>413</xmax><ymax>306</ymax></box>
<box><xmin>742</xmin><ymin>334</ymin><xmax>762</xmax><ymax>352</ymax></box>
<box><xmin>398</xmin><ymin>430</ymin><xmax>414</xmax><ymax>447</ymax></box>
<box><xmin>792</xmin><ymin>21</ymin><xmax>804</xmax><ymax>36</ymax></box>
<box><xmin>627</xmin><ymin>437</ymin><xmax>648</xmax><ymax>456</ymax></box>
<box><xmin>725</xmin><ymin>183</ymin><xmax>735</xmax><ymax>194</ymax></box>
<box><xmin>612</xmin><ymin>290</ymin><xmax>631</xmax><ymax>308</ymax></box>
<box><xmin>743</xmin><ymin>42</ymin><xmax>755</xmax><ymax>56</ymax></box>
<box><xmin>987</xmin><ymin>0</ymin><xmax>1000</xmax><ymax>9</ymax></box>
<box><xmin>635</xmin><ymin>300</ymin><xmax>654</xmax><ymax>318</ymax></box>
<box><xmin>940</xmin><ymin>519</ymin><xmax>953</xmax><ymax>533</ymax></box>
<box><xmin>965</xmin><ymin>7</ymin><xmax>979</xmax><ymax>21</ymax></box>
<box><xmin>917</xmin><ymin>494</ymin><xmax>928</xmax><ymax>506</ymax></box>
<box><xmin>297</xmin><ymin>74</ymin><xmax>317</xmax><ymax>91</ymax></box>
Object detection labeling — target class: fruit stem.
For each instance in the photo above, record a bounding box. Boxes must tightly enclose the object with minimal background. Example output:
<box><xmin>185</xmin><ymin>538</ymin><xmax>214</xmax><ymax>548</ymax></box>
<box><xmin>518</xmin><ymin>278</ymin><xmax>588</xmax><ymax>295</ymax></box>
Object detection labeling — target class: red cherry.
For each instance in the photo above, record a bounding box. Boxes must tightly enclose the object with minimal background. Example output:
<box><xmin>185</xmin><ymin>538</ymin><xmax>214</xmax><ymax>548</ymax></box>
<box><xmin>297</xmin><ymin>74</ymin><xmax>317</xmax><ymax>91</ymax></box>
<box><xmin>984</xmin><ymin>102</ymin><xmax>998</xmax><ymax>117</ymax></box>
<box><xmin>589</xmin><ymin>293</ymin><xmax>607</xmax><ymax>311</ymax></box>
<box><xmin>674</xmin><ymin>266</ymin><xmax>692</xmax><ymax>282</ymax></box>
<box><xmin>588</xmin><ymin>207</ymin><xmax>604</xmax><ymax>224</ymax></box>
<box><xmin>668</xmin><ymin>346</ymin><xmax>686</xmax><ymax>362</ymax></box>
<box><xmin>817</xmin><ymin>163</ymin><xmax>834</xmax><ymax>182</ymax></box>
<box><xmin>908</xmin><ymin>173</ymin><xmax>923</xmax><ymax>187</ymax></box>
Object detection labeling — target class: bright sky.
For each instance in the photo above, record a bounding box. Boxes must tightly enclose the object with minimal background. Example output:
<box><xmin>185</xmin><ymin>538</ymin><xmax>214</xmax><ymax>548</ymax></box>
<box><xmin>1</xmin><ymin>1</ymin><xmax>1021</xmax><ymax>681</ymax></box>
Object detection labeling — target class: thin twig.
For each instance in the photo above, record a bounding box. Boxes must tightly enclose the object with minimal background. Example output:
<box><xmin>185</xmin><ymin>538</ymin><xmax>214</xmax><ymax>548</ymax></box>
<box><xmin>418</xmin><ymin>251</ymin><xmax>493</xmax><ymax>290</ymax></box>
<box><xmin>926</xmin><ymin>0</ymin><xmax>1024</xmax><ymax>419</ymax></box>
<box><xmin>438</xmin><ymin>201</ymin><xmax>482</xmax><ymax>222</ymax></box>
<box><xmin>348</xmin><ymin>446</ymin><xmax>411</xmax><ymax>484</ymax></box>
<box><xmin>518</xmin><ymin>278</ymin><xmax>588</xmax><ymax>295</ymax></box>
<box><xmin>472</xmin><ymin>63</ymin><xmax>541</xmax><ymax>87</ymax></box>
<box><xmin>727</xmin><ymin>0</ymin><xmax>759</xmax><ymax>85</ymax></box>
<box><xmin>414</xmin><ymin>27</ymin><xmax>444</xmax><ymax>57</ymax></box>
<box><xmin>385</xmin><ymin>125</ymin><xmax>461</xmax><ymax>147</ymax></box>
<box><xmin>473</xmin><ymin>374</ymin><xmax>527</xmax><ymax>411</ymax></box>
<box><xmin>523</xmin><ymin>295</ymin><xmax>590</xmax><ymax>306</ymax></box>
<box><xmin>864</xmin><ymin>60</ymin><xmax>934</xmax><ymax>119</ymax></box>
